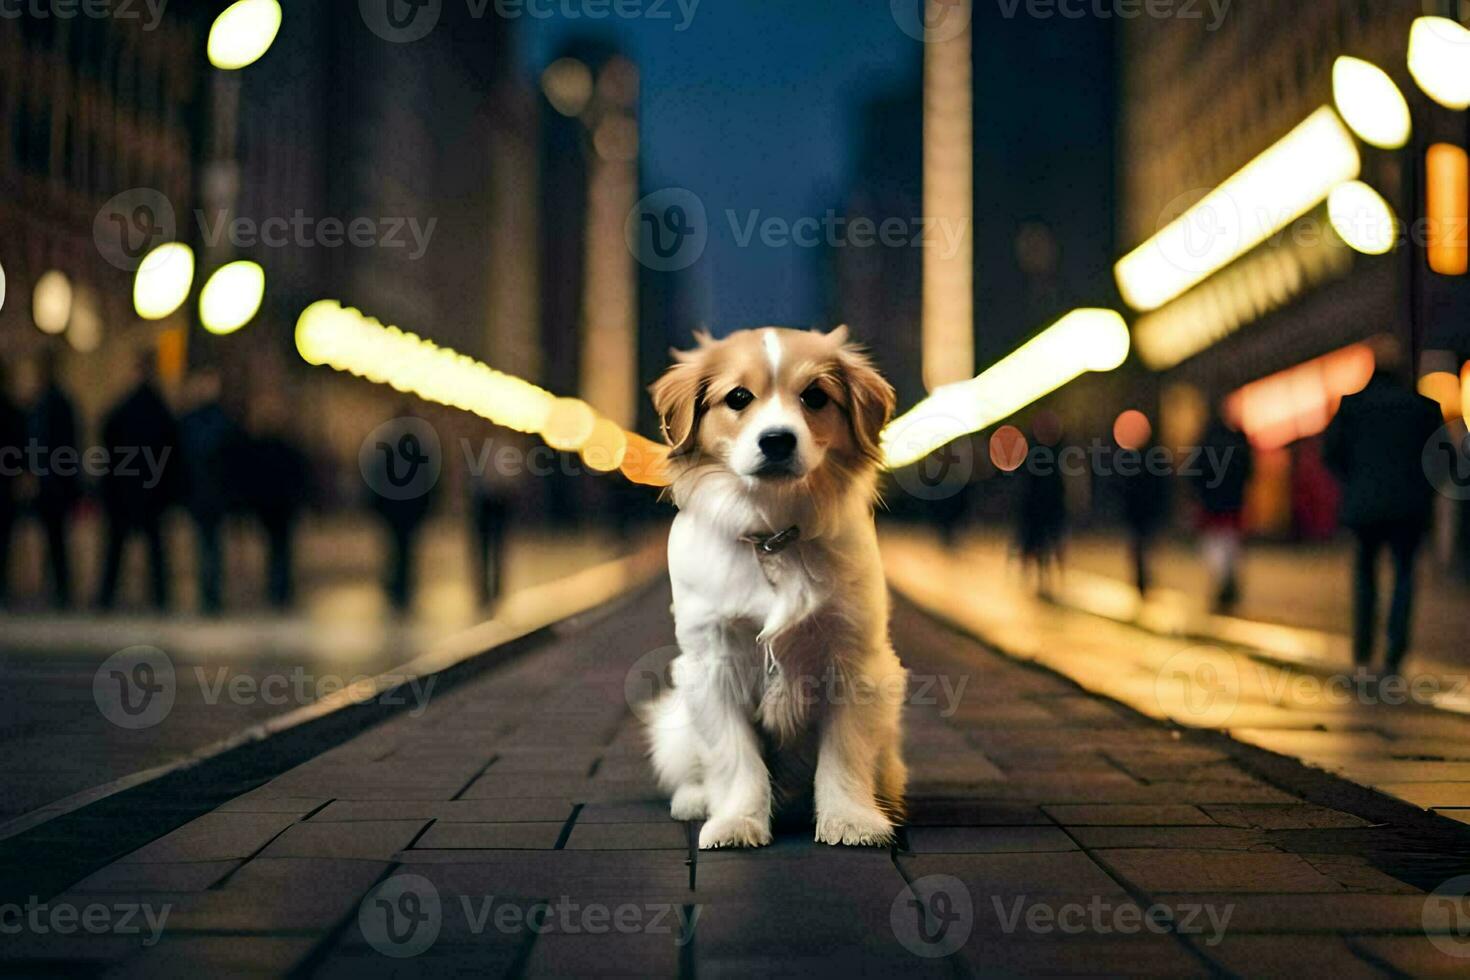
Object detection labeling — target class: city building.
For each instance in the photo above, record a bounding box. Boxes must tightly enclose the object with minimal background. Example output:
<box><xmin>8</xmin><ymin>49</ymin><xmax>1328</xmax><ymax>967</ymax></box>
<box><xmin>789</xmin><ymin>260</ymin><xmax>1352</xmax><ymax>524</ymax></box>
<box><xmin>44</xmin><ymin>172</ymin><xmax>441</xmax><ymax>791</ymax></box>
<box><xmin>0</xmin><ymin>7</ymin><xmax>208</xmax><ymax>416</ymax></box>
<box><xmin>1117</xmin><ymin>0</ymin><xmax>1470</xmax><ymax>544</ymax></box>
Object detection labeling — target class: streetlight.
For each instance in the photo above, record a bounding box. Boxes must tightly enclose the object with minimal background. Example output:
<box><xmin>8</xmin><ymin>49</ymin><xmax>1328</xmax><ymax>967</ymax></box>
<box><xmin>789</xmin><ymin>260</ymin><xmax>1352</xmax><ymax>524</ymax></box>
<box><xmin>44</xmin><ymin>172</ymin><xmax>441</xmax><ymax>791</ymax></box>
<box><xmin>199</xmin><ymin>261</ymin><xmax>265</xmax><ymax>335</ymax></box>
<box><xmin>207</xmin><ymin>0</ymin><xmax>282</xmax><ymax>71</ymax></box>
<box><xmin>1333</xmin><ymin>56</ymin><xmax>1411</xmax><ymax>150</ymax></box>
<box><xmin>32</xmin><ymin>271</ymin><xmax>72</xmax><ymax>335</ymax></box>
<box><xmin>133</xmin><ymin>243</ymin><xmax>196</xmax><ymax>320</ymax></box>
<box><xmin>1408</xmin><ymin>17</ymin><xmax>1470</xmax><ymax>111</ymax></box>
<box><xmin>1328</xmin><ymin>181</ymin><xmax>1399</xmax><ymax>256</ymax></box>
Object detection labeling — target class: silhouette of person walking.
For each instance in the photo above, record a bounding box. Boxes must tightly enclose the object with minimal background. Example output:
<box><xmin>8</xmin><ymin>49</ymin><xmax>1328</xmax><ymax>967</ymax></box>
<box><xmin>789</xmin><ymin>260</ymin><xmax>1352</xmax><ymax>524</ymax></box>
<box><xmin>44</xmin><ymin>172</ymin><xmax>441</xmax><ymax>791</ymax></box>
<box><xmin>243</xmin><ymin>398</ymin><xmax>309</xmax><ymax>610</ymax></box>
<box><xmin>1324</xmin><ymin>349</ymin><xmax>1443</xmax><ymax>675</ymax></box>
<box><xmin>28</xmin><ymin>352</ymin><xmax>81</xmax><ymax>608</ymax></box>
<box><xmin>98</xmin><ymin>353</ymin><xmax>178</xmax><ymax>611</ymax></box>
<box><xmin>366</xmin><ymin>412</ymin><xmax>436</xmax><ymax>613</ymax></box>
<box><xmin>1191</xmin><ymin>410</ymin><xmax>1253</xmax><ymax>612</ymax></box>
<box><xmin>1016</xmin><ymin>422</ymin><xmax>1067</xmax><ymax>596</ymax></box>
<box><xmin>178</xmin><ymin>371</ymin><xmax>242</xmax><ymax>614</ymax></box>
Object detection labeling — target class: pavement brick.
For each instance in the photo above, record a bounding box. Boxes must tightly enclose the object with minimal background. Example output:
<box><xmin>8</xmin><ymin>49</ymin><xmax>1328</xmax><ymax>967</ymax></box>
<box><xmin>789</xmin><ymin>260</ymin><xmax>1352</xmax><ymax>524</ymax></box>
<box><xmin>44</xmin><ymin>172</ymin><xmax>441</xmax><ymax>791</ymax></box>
<box><xmin>70</xmin><ymin>860</ymin><xmax>240</xmax><ymax>893</ymax></box>
<box><xmin>564</xmin><ymin>822</ymin><xmax>688</xmax><ymax>851</ymax></box>
<box><xmin>1094</xmin><ymin>848</ymin><xmax>1347</xmax><ymax>894</ymax></box>
<box><xmin>902</xmin><ymin>826</ymin><xmax>1077</xmax><ymax>854</ymax></box>
<box><xmin>311</xmin><ymin>798</ymin><xmax>574</xmax><ymax>823</ymax></box>
<box><xmin>413</xmin><ymin>821</ymin><xmax>566</xmax><ymax>850</ymax></box>
<box><xmin>118</xmin><ymin>812</ymin><xmax>302</xmax><ymax>863</ymax></box>
<box><xmin>1069</xmin><ymin>826</ymin><xmax>1279</xmax><ymax>850</ymax></box>
<box><xmin>259</xmin><ymin>819</ymin><xmax>430</xmax><ymax>860</ymax></box>
<box><xmin>160</xmin><ymin>858</ymin><xmax>391</xmax><ymax>933</ymax></box>
<box><xmin>899</xmin><ymin>851</ymin><xmax>1128</xmax><ymax>898</ymax></box>
<box><xmin>1189</xmin><ymin>934</ymin><xmax>1392</xmax><ymax>978</ymax></box>
<box><xmin>1042</xmin><ymin>803</ymin><xmax>1217</xmax><ymax>826</ymax></box>
<box><xmin>1201</xmin><ymin>803</ymin><xmax>1375</xmax><ymax>830</ymax></box>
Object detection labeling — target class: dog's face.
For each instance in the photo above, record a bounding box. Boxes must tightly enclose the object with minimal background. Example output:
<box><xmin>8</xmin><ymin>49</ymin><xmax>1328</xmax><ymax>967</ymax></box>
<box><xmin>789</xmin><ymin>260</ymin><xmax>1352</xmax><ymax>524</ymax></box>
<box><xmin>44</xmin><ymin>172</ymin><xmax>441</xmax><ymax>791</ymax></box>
<box><xmin>650</xmin><ymin>326</ymin><xmax>895</xmax><ymax>483</ymax></box>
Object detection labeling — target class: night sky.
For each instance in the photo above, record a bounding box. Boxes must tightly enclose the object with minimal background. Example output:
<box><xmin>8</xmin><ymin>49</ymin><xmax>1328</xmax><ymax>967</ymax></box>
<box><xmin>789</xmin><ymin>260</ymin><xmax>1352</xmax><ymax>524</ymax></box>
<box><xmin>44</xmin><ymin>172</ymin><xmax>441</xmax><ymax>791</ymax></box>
<box><xmin>523</xmin><ymin>2</ymin><xmax>917</xmax><ymax>332</ymax></box>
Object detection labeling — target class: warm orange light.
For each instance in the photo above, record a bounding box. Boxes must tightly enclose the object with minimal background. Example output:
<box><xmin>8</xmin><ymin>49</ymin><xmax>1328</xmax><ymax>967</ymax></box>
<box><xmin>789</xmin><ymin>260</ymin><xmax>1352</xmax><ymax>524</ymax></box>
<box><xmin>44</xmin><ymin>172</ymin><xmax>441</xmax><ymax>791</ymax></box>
<box><xmin>989</xmin><ymin>425</ymin><xmax>1028</xmax><ymax>472</ymax></box>
<box><xmin>1419</xmin><ymin>371</ymin><xmax>1463</xmax><ymax>423</ymax></box>
<box><xmin>1462</xmin><ymin>363</ymin><xmax>1470</xmax><ymax>428</ymax></box>
<box><xmin>1226</xmin><ymin>343</ymin><xmax>1375</xmax><ymax>451</ymax></box>
<box><xmin>1113</xmin><ymin>410</ymin><xmax>1152</xmax><ymax>450</ymax></box>
<box><xmin>1427</xmin><ymin>144</ymin><xmax>1469</xmax><ymax>277</ymax></box>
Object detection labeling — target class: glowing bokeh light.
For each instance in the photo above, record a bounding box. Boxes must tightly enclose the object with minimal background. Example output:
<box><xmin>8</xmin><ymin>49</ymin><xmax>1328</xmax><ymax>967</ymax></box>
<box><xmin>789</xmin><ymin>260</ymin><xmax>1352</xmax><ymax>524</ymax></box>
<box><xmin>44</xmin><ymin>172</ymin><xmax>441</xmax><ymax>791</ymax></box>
<box><xmin>1114</xmin><ymin>107</ymin><xmax>1360</xmax><ymax>312</ymax></box>
<box><xmin>0</xmin><ymin>259</ymin><xmax>6</xmax><ymax>314</ymax></box>
<box><xmin>33</xmin><ymin>270</ymin><xmax>72</xmax><ymax>335</ymax></box>
<box><xmin>294</xmin><ymin>301</ymin><xmax>673</xmax><ymax>487</ymax></box>
<box><xmin>1427</xmin><ymin>144</ymin><xmax>1469</xmax><ymax>277</ymax></box>
<box><xmin>1113</xmin><ymin>410</ymin><xmax>1152</xmax><ymax>450</ymax></box>
<box><xmin>1226</xmin><ymin>343</ymin><xmax>1375</xmax><ymax>450</ymax></box>
<box><xmin>133</xmin><ymin>243</ymin><xmax>195</xmax><ymax>320</ymax></box>
<box><xmin>542</xmin><ymin>58</ymin><xmax>593</xmax><ymax>117</ymax></box>
<box><xmin>1332</xmin><ymin>57</ymin><xmax>1411</xmax><ymax>150</ymax></box>
<box><xmin>1328</xmin><ymin>181</ymin><xmax>1398</xmax><ymax>256</ymax></box>
<box><xmin>208</xmin><ymin>0</ymin><xmax>282</xmax><ymax>70</ymax></box>
<box><xmin>1409</xmin><ymin>17</ymin><xmax>1470</xmax><ymax>111</ymax></box>
<box><xmin>882</xmin><ymin>308</ymin><xmax>1130</xmax><ymax>469</ymax></box>
<box><xmin>67</xmin><ymin>286</ymin><xmax>102</xmax><ymax>353</ymax></box>
<box><xmin>1463</xmin><ymin>363</ymin><xmax>1470</xmax><ymax>428</ymax></box>
<box><xmin>1419</xmin><ymin>371</ymin><xmax>1463</xmax><ymax>424</ymax></box>
<box><xmin>199</xmin><ymin>261</ymin><xmax>265</xmax><ymax>335</ymax></box>
<box><xmin>989</xmin><ymin>425</ymin><xmax>1028</xmax><ymax>472</ymax></box>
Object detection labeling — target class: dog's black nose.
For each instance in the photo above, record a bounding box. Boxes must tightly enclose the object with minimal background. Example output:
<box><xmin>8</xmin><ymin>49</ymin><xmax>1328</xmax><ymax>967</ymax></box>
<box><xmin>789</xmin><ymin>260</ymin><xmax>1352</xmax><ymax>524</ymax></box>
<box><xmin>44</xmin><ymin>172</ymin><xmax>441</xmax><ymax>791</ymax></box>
<box><xmin>758</xmin><ymin>428</ymin><xmax>797</xmax><ymax>462</ymax></box>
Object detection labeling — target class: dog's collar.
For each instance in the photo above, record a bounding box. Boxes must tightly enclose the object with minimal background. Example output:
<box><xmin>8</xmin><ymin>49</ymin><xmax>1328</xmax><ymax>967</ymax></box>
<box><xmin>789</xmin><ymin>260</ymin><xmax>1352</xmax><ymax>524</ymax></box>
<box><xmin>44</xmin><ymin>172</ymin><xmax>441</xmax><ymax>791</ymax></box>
<box><xmin>739</xmin><ymin>525</ymin><xmax>801</xmax><ymax>556</ymax></box>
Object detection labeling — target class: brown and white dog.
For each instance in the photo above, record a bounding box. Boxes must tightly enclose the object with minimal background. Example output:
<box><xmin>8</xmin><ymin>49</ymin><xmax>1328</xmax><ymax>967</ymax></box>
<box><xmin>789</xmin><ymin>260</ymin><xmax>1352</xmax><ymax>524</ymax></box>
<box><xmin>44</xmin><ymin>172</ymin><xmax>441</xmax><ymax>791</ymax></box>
<box><xmin>644</xmin><ymin>326</ymin><xmax>907</xmax><ymax>849</ymax></box>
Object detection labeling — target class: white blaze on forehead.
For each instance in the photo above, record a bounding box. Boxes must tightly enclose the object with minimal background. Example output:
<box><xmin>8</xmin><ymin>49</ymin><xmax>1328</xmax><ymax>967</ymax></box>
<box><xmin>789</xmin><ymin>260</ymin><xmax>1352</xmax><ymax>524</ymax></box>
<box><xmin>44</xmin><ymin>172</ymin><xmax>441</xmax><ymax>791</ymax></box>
<box><xmin>762</xmin><ymin>329</ymin><xmax>783</xmax><ymax>379</ymax></box>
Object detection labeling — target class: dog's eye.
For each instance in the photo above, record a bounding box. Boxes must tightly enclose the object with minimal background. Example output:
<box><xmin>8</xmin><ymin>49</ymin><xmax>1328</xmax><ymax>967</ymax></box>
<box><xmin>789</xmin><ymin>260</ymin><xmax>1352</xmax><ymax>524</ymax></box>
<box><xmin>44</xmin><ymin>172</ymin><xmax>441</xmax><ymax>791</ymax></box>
<box><xmin>800</xmin><ymin>385</ymin><xmax>830</xmax><ymax>411</ymax></box>
<box><xmin>724</xmin><ymin>387</ymin><xmax>754</xmax><ymax>411</ymax></box>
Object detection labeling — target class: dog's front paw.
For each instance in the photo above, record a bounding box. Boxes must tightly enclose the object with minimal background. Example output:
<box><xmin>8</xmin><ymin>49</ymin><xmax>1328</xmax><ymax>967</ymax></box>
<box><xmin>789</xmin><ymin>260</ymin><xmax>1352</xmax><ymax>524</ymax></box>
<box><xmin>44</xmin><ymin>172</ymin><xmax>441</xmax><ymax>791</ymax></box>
<box><xmin>670</xmin><ymin>784</ymin><xmax>708</xmax><ymax>821</ymax></box>
<box><xmin>698</xmin><ymin>815</ymin><xmax>772</xmax><ymax>849</ymax></box>
<box><xmin>815</xmin><ymin>805</ymin><xmax>894</xmax><ymax>847</ymax></box>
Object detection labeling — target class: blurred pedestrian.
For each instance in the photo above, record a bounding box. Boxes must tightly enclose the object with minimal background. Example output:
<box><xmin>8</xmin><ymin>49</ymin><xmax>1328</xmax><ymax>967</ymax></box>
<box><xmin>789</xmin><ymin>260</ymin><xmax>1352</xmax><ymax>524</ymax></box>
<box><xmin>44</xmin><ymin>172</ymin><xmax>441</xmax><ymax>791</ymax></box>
<box><xmin>178</xmin><ymin>371</ymin><xmax>242</xmax><ymax>614</ymax></box>
<box><xmin>1016</xmin><ymin>423</ymin><xmax>1067</xmax><ymax>596</ymax></box>
<box><xmin>28</xmin><ymin>352</ymin><xmax>81</xmax><ymax>608</ymax></box>
<box><xmin>242</xmin><ymin>398</ymin><xmax>310</xmax><ymax>610</ymax></box>
<box><xmin>366</xmin><ymin>411</ymin><xmax>436</xmax><ymax>613</ymax></box>
<box><xmin>97</xmin><ymin>353</ymin><xmax>178</xmax><ymax>611</ymax></box>
<box><xmin>1324</xmin><ymin>354</ymin><xmax>1442</xmax><ymax>675</ymax></box>
<box><xmin>1120</xmin><ymin>438</ymin><xmax>1170</xmax><ymax>595</ymax></box>
<box><xmin>1191</xmin><ymin>410</ymin><xmax>1253</xmax><ymax>612</ymax></box>
<box><xmin>469</xmin><ymin>437</ymin><xmax>516</xmax><ymax>608</ymax></box>
<box><xmin>0</xmin><ymin>360</ymin><xmax>25</xmax><ymax>604</ymax></box>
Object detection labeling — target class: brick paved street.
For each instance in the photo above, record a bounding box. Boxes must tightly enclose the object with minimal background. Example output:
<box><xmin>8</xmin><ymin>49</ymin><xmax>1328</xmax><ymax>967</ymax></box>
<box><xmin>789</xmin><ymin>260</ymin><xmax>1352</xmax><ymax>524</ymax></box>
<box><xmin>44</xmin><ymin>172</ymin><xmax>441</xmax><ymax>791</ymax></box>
<box><xmin>5</xmin><ymin>574</ymin><xmax>1470</xmax><ymax>977</ymax></box>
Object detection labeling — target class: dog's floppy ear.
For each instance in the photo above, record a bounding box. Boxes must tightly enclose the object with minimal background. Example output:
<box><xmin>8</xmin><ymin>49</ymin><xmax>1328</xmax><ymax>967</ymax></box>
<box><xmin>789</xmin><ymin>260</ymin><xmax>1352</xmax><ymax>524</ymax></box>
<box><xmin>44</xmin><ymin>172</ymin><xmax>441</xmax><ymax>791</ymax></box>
<box><xmin>649</xmin><ymin>345</ymin><xmax>709</xmax><ymax>457</ymax></box>
<box><xmin>833</xmin><ymin>330</ymin><xmax>895</xmax><ymax>467</ymax></box>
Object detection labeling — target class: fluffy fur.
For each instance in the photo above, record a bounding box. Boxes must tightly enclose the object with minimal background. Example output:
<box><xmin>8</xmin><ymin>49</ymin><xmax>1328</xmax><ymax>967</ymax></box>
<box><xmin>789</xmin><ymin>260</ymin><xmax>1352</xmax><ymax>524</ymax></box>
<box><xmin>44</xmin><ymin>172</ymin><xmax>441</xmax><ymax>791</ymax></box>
<box><xmin>644</xmin><ymin>326</ymin><xmax>907</xmax><ymax>849</ymax></box>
